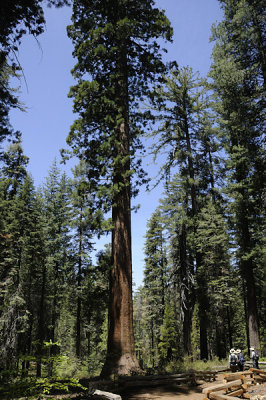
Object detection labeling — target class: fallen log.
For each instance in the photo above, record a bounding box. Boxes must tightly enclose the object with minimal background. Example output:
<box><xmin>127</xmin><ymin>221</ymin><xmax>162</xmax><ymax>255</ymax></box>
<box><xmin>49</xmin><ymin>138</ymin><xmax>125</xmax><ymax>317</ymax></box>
<box><xmin>250</xmin><ymin>368</ymin><xmax>266</xmax><ymax>375</ymax></box>
<box><xmin>209</xmin><ymin>393</ymin><xmax>242</xmax><ymax>400</ymax></box>
<box><xmin>117</xmin><ymin>372</ymin><xmax>192</xmax><ymax>382</ymax></box>
<box><xmin>93</xmin><ymin>389</ymin><xmax>122</xmax><ymax>400</ymax></box>
<box><xmin>225</xmin><ymin>388</ymin><xmax>244</xmax><ymax>396</ymax></box>
<box><xmin>202</xmin><ymin>379</ymin><xmax>243</xmax><ymax>395</ymax></box>
<box><xmin>223</xmin><ymin>371</ymin><xmax>253</xmax><ymax>381</ymax></box>
<box><xmin>120</xmin><ymin>375</ymin><xmax>195</xmax><ymax>388</ymax></box>
<box><xmin>254</xmin><ymin>375</ymin><xmax>266</xmax><ymax>383</ymax></box>
<box><xmin>203</xmin><ymin>393</ymin><xmax>250</xmax><ymax>400</ymax></box>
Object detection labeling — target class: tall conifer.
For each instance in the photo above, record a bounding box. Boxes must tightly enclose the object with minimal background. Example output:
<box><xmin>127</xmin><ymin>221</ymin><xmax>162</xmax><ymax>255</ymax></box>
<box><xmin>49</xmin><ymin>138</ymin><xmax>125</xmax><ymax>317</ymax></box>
<box><xmin>143</xmin><ymin>210</ymin><xmax>168</xmax><ymax>367</ymax></box>
<box><xmin>210</xmin><ymin>0</ymin><xmax>265</xmax><ymax>352</ymax></box>
<box><xmin>149</xmin><ymin>66</ymin><xmax>223</xmax><ymax>359</ymax></box>
<box><xmin>38</xmin><ymin>161</ymin><xmax>71</xmax><ymax>376</ymax></box>
<box><xmin>70</xmin><ymin>160</ymin><xmax>103</xmax><ymax>358</ymax></box>
<box><xmin>67</xmin><ymin>0</ymin><xmax>172</xmax><ymax>376</ymax></box>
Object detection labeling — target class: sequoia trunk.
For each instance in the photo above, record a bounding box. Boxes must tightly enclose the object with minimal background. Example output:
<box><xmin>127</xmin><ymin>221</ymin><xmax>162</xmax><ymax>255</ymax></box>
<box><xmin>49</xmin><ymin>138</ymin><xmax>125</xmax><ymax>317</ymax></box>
<box><xmin>101</xmin><ymin>38</ymin><xmax>140</xmax><ymax>376</ymax></box>
<box><xmin>101</xmin><ymin>121</ymin><xmax>140</xmax><ymax>376</ymax></box>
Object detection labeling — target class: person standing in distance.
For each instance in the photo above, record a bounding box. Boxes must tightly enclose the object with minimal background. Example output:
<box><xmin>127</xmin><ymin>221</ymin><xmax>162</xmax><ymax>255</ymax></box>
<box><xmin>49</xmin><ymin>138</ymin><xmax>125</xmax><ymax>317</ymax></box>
<box><xmin>236</xmin><ymin>349</ymin><xmax>245</xmax><ymax>371</ymax></box>
<box><xmin>229</xmin><ymin>348</ymin><xmax>238</xmax><ymax>372</ymax></box>
<box><xmin>250</xmin><ymin>347</ymin><xmax>259</xmax><ymax>369</ymax></box>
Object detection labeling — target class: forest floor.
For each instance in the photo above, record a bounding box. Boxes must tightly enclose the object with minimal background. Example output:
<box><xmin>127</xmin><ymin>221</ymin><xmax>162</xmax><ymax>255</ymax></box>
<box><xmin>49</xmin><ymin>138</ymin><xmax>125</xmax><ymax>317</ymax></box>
<box><xmin>120</xmin><ymin>373</ymin><xmax>266</xmax><ymax>399</ymax></box>
<box><xmin>27</xmin><ymin>380</ymin><xmax>266</xmax><ymax>399</ymax></box>
<box><xmin>31</xmin><ymin>373</ymin><xmax>266</xmax><ymax>400</ymax></box>
<box><xmin>119</xmin><ymin>375</ymin><xmax>222</xmax><ymax>400</ymax></box>
<box><xmin>121</xmin><ymin>383</ymin><xmax>266</xmax><ymax>400</ymax></box>
<box><xmin>120</xmin><ymin>382</ymin><xmax>206</xmax><ymax>399</ymax></box>
<box><xmin>3</xmin><ymin>371</ymin><xmax>266</xmax><ymax>399</ymax></box>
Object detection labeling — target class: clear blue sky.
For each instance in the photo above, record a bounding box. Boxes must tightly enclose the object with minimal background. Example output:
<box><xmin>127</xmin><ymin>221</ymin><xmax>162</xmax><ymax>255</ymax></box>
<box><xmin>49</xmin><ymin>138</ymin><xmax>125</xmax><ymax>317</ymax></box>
<box><xmin>9</xmin><ymin>0</ymin><xmax>223</xmax><ymax>289</ymax></box>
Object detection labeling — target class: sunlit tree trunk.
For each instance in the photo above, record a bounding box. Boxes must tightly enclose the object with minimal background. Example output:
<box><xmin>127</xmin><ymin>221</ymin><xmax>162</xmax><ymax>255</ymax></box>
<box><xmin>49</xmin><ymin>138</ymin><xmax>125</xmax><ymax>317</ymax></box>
<box><xmin>101</xmin><ymin>44</ymin><xmax>140</xmax><ymax>376</ymax></box>
<box><xmin>102</xmin><ymin>126</ymin><xmax>139</xmax><ymax>375</ymax></box>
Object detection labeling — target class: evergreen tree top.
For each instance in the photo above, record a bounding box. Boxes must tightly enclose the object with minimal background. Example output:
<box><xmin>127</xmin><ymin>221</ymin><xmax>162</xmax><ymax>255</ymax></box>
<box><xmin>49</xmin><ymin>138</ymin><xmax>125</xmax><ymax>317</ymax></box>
<box><xmin>68</xmin><ymin>0</ymin><xmax>173</xmax><ymax>110</ymax></box>
<box><xmin>66</xmin><ymin>0</ymin><xmax>173</xmax><ymax>207</ymax></box>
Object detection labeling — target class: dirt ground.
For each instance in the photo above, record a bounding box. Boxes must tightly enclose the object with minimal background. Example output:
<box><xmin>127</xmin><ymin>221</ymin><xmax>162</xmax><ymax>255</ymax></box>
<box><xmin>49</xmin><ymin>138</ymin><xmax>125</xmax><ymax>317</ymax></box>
<box><xmin>40</xmin><ymin>374</ymin><xmax>266</xmax><ymax>399</ymax></box>
<box><xmin>120</xmin><ymin>383</ymin><xmax>206</xmax><ymax>399</ymax></box>
<box><xmin>119</xmin><ymin>374</ymin><xmax>266</xmax><ymax>400</ymax></box>
<box><xmin>119</xmin><ymin>376</ymin><xmax>223</xmax><ymax>400</ymax></box>
<box><xmin>248</xmin><ymin>382</ymin><xmax>266</xmax><ymax>398</ymax></box>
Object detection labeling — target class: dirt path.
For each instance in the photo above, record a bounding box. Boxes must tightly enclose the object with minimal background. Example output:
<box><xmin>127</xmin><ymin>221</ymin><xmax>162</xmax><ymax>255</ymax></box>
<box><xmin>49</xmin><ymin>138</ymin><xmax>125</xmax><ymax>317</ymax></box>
<box><xmin>119</xmin><ymin>374</ymin><xmax>225</xmax><ymax>400</ymax></box>
<box><xmin>119</xmin><ymin>377</ymin><xmax>266</xmax><ymax>399</ymax></box>
<box><xmin>45</xmin><ymin>373</ymin><xmax>266</xmax><ymax>399</ymax></box>
<box><xmin>120</xmin><ymin>383</ymin><xmax>205</xmax><ymax>399</ymax></box>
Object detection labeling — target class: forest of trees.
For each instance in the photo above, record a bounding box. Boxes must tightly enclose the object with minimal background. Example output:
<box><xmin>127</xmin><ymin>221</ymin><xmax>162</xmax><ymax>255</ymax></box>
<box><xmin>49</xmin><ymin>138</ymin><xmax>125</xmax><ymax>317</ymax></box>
<box><xmin>0</xmin><ymin>0</ymin><xmax>265</xmax><ymax>385</ymax></box>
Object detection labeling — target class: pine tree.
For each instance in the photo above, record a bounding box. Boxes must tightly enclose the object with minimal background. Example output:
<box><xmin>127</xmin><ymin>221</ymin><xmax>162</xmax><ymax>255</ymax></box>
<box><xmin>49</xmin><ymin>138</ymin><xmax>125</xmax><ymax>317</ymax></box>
<box><xmin>143</xmin><ymin>209</ymin><xmax>168</xmax><ymax>368</ymax></box>
<box><xmin>67</xmin><ymin>0</ymin><xmax>172</xmax><ymax>376</ymax></box>
<box><xmin>33</xmin><ymin>192</ymin><xmax>50</xmax><ymax>377</ymax></box>
<box><xmin>38</xmin><ymin>161</ymin><xmax>72</xmax><ymax>376</ymax></box>
<box><xmin>158</xmin><ymin>299</ymin><xmax>179</xmax><ymax>366</ymax></box>
<box><xmin>0</xmin><ymin>57</ymin><xmax>21</xmax><ymax>157</ymax></box>
<box><xmin>82</xmin><ymin>246</ymin><xmax>110</xmax><ymax>371</ymax></box>
<box><xmin>15</xmin><ymin>175</ymin><xmax>47</xmax><ymax>375</ymax></box>
<box><xmin>0</xmin><ymin>141</ymin><xmax>28</xmax><ymax>326</ymax></box>
<box><xmin>159</xmin><ymin>176</ymin><xmax>195</xmax><ymax>358</ymax></box>
<box><xmin>0</xmin><ymin>144</ymin><xmax>47</xmax><ymax>371</ymax></box>
<box><xmin>210</xmin><ymin>0</ymin><xmax>265</xmax><ymax>352</ymax></box>
<box><xmin>69</xmin><ymin>160</ymin><xmax>103</xmax><ymax>358</ymax></box>
<box><xmin>133</xmin><ymin>287</ymin><xmax>152</xmax><ymax>369</ymax></box>
<box><xmin>195</xmin><ymin>200</ymin><xmax>232</xmax><ymax>359</ymax></box>
<box><xmin>1</xmin><ymin>140</ymin><xmax>28</xmax><ymax>198</ymax></box>
<box><xmin>150</xmin><ymin>66</ymin><xmax>224</xmax><ymax>359</ymax></box>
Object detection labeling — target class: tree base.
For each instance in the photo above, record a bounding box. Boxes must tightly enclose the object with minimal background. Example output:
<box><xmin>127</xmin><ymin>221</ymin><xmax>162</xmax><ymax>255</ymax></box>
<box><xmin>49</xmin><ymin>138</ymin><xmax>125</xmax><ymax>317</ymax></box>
<box><xmin>101</xmin><ymin>353</ymin><xmax>143</xmax><ymax>378</ymax></box>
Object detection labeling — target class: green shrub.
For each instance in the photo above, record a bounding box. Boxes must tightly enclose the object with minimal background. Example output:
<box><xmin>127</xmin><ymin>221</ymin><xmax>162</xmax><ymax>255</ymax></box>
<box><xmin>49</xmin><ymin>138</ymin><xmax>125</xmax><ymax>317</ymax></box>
<box><xmin>157</xmin><ymin>357</ymin><xmax>227</xmax><ymax>374</ymax></box>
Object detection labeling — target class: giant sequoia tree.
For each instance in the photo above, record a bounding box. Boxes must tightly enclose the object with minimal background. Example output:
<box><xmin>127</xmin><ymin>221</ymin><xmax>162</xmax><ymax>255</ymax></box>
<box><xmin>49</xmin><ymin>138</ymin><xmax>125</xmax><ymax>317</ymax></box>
<box><xmin>67</xmin><ymin>0</ymin><xmax>172</xmax><ymax>376</ymax></box>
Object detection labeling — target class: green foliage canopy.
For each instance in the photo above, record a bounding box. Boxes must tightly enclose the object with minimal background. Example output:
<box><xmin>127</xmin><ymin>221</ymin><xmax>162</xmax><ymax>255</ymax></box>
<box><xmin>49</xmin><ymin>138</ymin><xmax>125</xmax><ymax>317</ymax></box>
<box><xmin>66</xmin><ymin>0</ymin><xmax>173</xmax><ymax>207</ymax></box>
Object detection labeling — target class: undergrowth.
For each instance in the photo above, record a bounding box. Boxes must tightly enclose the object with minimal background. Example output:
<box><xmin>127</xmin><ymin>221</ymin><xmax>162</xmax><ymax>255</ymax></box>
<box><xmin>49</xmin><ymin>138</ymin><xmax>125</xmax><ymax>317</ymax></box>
<box><xmin>0</xmin><ymin>356</ymin><xmax>243</xmax><ymax>399</ymax></box>
<box><xmin>0</xmin><ymin>377</ymin><xmax>88</xmax><ymax>399</ymax></box>
<box><xmin>162</xmin><ymin>357</ymin><xmax>227</xmax><ymax>374</ymax></box>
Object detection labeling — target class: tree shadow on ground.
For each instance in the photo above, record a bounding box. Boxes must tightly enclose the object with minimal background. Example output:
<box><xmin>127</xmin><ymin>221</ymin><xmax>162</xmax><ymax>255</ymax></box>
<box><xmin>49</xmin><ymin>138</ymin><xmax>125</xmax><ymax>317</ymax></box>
<box><xmin>120</xmin><ymin>383</ymin><xmax>203</xmax><ymax>399</ymax></box>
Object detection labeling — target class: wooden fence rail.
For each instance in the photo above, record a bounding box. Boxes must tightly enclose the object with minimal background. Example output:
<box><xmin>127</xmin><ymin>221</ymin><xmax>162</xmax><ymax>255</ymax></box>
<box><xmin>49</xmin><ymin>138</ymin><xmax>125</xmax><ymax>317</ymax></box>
<box><xmin>116</xmin><ymin>370</ymin><xmax>224</xmax><ymax>389</ymax></box>
<box><xmin>202</xmin><ymin>368</ymin><xmax>266</xmax><ymax>399</ymax></box>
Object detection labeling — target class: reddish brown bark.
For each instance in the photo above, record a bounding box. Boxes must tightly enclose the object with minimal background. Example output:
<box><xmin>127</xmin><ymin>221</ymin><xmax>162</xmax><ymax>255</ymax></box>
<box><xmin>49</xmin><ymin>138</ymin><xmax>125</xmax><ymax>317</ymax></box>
<box><xmin>101</xmin><ymin>121</ymin><xmax>140</xmax><ymax>377</ymax></box>
<box><xmin>100</xmin><ymin>6</ymin><xmax>141</xmax><ymax>373</ymax></box>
